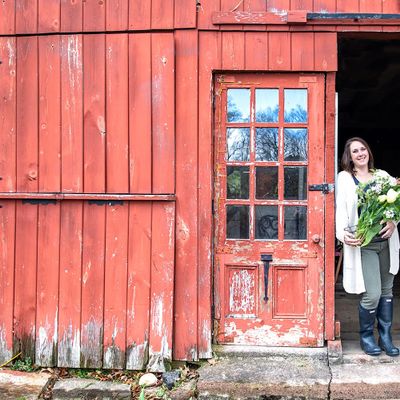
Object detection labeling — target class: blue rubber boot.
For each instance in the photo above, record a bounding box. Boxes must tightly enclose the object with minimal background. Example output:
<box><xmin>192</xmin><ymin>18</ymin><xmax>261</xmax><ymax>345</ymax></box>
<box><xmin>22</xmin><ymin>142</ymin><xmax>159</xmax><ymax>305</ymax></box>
<box><xmin>377</xmin><ymin>297</ymin><xmax>399</xmax><ymax>357</ymax></box>
<box><xmin>359</xmin><ymin>304</ymin><xmax>381</xmax><ymax>356</ymax></box>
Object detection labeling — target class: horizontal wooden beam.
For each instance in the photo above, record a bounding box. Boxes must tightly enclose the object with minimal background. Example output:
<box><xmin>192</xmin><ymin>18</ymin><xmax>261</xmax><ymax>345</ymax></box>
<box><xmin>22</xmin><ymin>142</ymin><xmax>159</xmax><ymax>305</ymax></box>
<box><xmin>212</xmin><ymin>11</ymin><xmax>307</xmax><ymax>25</ymax></box>
<box><xmin>0</xmin><ymin>192</ymin><xmax>176</xmax><ymax>201</ymax></box>
<box><xmin>212</xmin><ymin>11</ymin><xmax>400</xmax><ymax>25</ymax></box>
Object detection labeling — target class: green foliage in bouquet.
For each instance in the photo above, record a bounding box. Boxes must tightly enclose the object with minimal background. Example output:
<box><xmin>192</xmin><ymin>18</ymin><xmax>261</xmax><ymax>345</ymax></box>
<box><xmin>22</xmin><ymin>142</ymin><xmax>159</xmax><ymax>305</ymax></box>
<box><xmin>356</xmin><ymin>170</ymin><xmax>400</xmax><ymax>247</ymax></box>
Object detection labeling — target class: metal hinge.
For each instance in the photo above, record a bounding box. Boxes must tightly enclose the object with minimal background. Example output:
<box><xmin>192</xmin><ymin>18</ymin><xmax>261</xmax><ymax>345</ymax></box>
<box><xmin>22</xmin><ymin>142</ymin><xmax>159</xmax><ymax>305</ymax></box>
<box><xmin>308</xmin><ymin>183</ymin><xmax>334</xmax><ymax>194</ymax></box>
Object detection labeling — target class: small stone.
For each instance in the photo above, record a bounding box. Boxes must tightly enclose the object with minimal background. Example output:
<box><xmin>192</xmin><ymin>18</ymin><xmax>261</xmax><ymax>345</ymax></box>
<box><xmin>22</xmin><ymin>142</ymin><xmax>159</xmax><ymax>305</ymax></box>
<box><xmin>139</xmin><ymin>372</ymin><xmax>158</xmax><ymax>387</ymax></box>
<box><xmin>162</xmin><ymin>370</ymin><xmax>181</xmax><ymax>390</ymax></box>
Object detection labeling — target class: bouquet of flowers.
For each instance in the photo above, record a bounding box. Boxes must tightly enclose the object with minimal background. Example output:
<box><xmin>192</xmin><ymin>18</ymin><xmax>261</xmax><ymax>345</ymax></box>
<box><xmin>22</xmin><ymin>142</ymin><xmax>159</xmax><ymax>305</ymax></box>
<box><xmin>356</xmin><ymin>171</ymin><xmax>400</xmax><ymax>247</ymax></box>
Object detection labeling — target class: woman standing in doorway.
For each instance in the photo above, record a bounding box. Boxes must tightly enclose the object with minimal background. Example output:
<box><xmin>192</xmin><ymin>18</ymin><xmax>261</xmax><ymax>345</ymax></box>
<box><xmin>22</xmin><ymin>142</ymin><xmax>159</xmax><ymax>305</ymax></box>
<box><xmin>336</xmin><ymin>137</ymin><xmax>400</xmax><ymax>356</ymax></box>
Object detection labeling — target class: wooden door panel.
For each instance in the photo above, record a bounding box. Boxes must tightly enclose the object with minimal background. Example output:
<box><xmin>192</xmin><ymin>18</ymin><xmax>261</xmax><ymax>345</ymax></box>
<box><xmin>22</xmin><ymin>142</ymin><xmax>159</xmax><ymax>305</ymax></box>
<box><xmin>214</xmin><ymin>73</ymin><xmax>325</xmax><ymax>347</ymax></box>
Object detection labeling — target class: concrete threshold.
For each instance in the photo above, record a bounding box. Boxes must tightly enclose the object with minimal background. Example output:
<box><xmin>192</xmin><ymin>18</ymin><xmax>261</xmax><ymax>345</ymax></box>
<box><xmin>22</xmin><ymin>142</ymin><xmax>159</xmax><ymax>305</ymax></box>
<box><xmin>197</xmin><ymin>342</ymin><xmax>400</xmax><ymax>399</ymax></box>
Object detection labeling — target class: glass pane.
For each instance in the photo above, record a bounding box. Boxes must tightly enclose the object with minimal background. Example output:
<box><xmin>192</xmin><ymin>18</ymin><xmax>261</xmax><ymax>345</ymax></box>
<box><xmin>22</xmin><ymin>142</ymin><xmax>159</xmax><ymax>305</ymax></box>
<box><xmin>227</xmin><ymin>205</ymin><xmax>249</xmax><ymax>239</ymax></box>
<box><xmin>284</xmin><ymin>128</ymin><xmax>308</xmax><ymax>161</ymax></box>
<box><xmin>284</xmin><ymin>167</ymin><xmax>307</xmax><ymax>200</ymax></box>
<box><xmin>284</xmin><ymin>89</ymin><xmax>308</xmax><ymax>123</ymax></box>
<box><xmin>256</xmin><ymin>166</ymin><xmax>278</xmax><ymax>200</ymax></box>
<box><xmin>255</xmin><ymin>89</ymin><xmax>279</xmax><ymax>122</ymax></box>
<box><xmin>284</xmin><ymin>206</ymin><xmax>307</xmax><ymax>240</ymax></box>
<box><xmin>226</xmin><ymin>128</ymin><xmax>250</xmax><ymax>161</ymax></box>
<box><xmin>255</xmin><ymin>206</ymin><xmax>278</xmax><ymax>240</ymax></box>
<box><xmin>227</xmin><ymin>89</ymin><xmax>250</xmax><ymax>122</ymax></box>
<box><xmin>255</xmin><ymin>128</ymin><xmax>279</xmax><ymax>161</ymax></box>
<box><xmin>227</xmin><ymin>166</ymin><xmax>249</xmax><ymax>199</ymax></box>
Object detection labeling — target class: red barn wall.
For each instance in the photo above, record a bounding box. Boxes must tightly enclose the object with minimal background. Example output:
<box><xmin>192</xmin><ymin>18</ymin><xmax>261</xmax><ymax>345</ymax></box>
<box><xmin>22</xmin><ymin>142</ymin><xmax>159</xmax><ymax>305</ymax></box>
<box><xmin>0</xmin><ymin>0</ymin><xmax>399</xmax><ymax>369</ymax></box>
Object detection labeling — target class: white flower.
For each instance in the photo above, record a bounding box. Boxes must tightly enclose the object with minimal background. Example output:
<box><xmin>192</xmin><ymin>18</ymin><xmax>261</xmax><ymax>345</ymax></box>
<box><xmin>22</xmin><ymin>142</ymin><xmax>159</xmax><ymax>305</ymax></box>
<box><xmin>387</xmin><ymin>188</ymin><xmax>399</xmax><ymax>203</ymax></box>
<box><xmin>378</xmin><ymin>194</ymin><xmax>387</xmax><ymax>203</ymax></box>
<box><xmin>384</xmin><ymin>209</ymin><xmax>395</xmax><ymax>219</ymax></box>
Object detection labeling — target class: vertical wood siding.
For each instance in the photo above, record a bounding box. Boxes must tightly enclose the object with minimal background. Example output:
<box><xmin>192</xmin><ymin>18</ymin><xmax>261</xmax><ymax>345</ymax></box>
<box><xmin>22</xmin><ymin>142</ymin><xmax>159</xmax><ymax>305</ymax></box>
<box><xmin>0</xmin><ymin>32</ymin><xmax>176</xmax><ymax>371</ymax></box>
<box><xmin>0</xmin><ymin>200</ymin><xmax>175</xmax><ymax>371</ymax></box>
<box><xmin>1</xmin><ymin>0</ymin><xmax>197</xmax><ymax>35</ymax></box>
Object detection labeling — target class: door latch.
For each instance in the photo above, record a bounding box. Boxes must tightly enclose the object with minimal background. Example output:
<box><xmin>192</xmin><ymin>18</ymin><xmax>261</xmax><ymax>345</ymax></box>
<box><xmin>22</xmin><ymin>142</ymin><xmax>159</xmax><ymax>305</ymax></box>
<box><xmin>308</xmin><ymin>183</ymin><xmax>334</xmax><ymax>194</ymax></box>
<box><xmin>261</xmin><ymin>254</ymin><xmax>273</xmax><ymax>302</ymax></box>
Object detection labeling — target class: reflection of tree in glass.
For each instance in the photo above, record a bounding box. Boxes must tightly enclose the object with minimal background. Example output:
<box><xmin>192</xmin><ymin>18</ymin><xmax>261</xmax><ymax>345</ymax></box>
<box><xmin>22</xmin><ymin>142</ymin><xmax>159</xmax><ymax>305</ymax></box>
<box><xmin>256</xmin><ymin>105</ymin><xmax>279</xmax><ymax>123</ymax></box>
<box><xmin>284</xmin><ymin>129</ymin><xmax>307</xmax><ymax>161</ymax></box>
<box><xmin>284</xmin><ymin>105</ymin><xmax>307</xmax><ymax>123</ymax></box>
<box><xmin>227</xmin><ymin>128</ymin><xmax>250</xmax><ymax>161</ymax></box>
<box><xmin>227</xmin><ymin>97</ymin><xmax>243</xmax><ymax>122</ymax></box>
<box><xmin>256</xmin><ymin>128</ymin><xmax>278</xmax><ymax>161</ymax></box>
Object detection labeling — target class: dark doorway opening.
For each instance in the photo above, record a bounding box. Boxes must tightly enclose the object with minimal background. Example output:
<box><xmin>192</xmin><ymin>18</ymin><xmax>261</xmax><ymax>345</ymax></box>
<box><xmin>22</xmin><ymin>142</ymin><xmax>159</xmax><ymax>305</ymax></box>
<box><xmin>335</xmin><ymin>34</ymin><xmax>400</xmax><ymax>344</ymax></box>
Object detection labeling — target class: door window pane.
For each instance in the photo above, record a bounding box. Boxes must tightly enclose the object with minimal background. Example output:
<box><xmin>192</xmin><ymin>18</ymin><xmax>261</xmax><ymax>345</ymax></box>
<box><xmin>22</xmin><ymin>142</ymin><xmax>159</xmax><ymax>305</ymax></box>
<box><xmin>284</xmin><ymin>167</ymin><xmax>307</xmax><ymax>200</ymax></box>
<box><xmin>255</xmin><ymin>206</ymin><xmax>278</xmax><ymax>239</ymax></box>
<box><xmin>284</xmin><ymin>89</ymin><xmax>307</xmax><ymax>123</ymax></box>
<box><xmin>255</xmin><ymin>89</ymin><xmax>279</xmax><ymax>122</ymax></box>
<box><xmin>227</xmin><ymin>166</ymin><xmax>250</xmax><ymax>199</ymax></box>
<box><xmin>284</xmin><ymin>128</ymin><xmax>308</xmax><ymax>161</ymax></box>
<box><xmin>227</xmin><ymin>128</ymin><xmax>250</xmax><ymax>161</ymax></box>
<box><xmin>284</xmin><ymin>206</ymin><xmax>307</xmax><ymax>240</ymax></box>
<box><xmin>256</xmin><ymin>167</ymin><xmax>278</xmax><ymax>200</ymax></box>
<box><xmin>255</xmin><ymin>128</ymin><xmax>279</xmax><ymax>161</ymax></box>
<box><xmin>227</xmin><ymin>205</ymin><xmax>249</xmax><ymax>239</ymax></box>
<box><xmin>227</xmin><ymin>89</ymin><xmax>250</xmax><ymax>122</ymax></box>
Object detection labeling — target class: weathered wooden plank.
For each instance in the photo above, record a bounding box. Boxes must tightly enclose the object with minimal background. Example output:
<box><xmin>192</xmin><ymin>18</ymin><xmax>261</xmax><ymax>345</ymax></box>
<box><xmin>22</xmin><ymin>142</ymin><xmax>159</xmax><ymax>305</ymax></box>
<box><xmin>148</xmin><ymin>202</ymin><xmax>175</xmax><ymax>372</ymax></box>
<box><xmin>360</xmin><ymin>0</ymin><xmax>382</xmax><ymax>13</ymax></box>
<box><xmin>58</xmin><ymin>201</ymin><xmax>82</xmax><ymax>368</ymax></box>
<box><xmin>0</xmin><ymin>37</ymin><xmax>16</xmax><ymax>192</ymax></box>
<box><xmin>0</xmin><ymin>201</ymin><xmax>15</xmax><ymax>363</ymax></box>
<box><xmin>324</xmin><ymin>72</ymin><xmax>336</xmax><ymax>341</ymax></box>
<box><xmin>197</xmin><ymin>0</ymin><xmax>221</xmax><ymax>30</ymax></box>
<box><xmin>128</xmin><ymin>0</ymin><xmax>151</xmax><ymax>30</ymax></box>
<box><xmin>83</xmin><ymin>0</ymin><xmax>105</xmax><ymax>31</ymax></box>
<box><xmin>245</xmin><ymin>32</ymin><xmax>268</xmax><ymax>70</ymax></box>
<box><xmin>243</xmin><ymin>0</ymin><xmax>268</xmax><ymax>31</ymax></box>
<box><xmin>314</xmin><ymin>32</ymin><xmax>337</xmax><ymax>71</ymax></box>
<box><xmin>38</xmin><ymin>0</ymin><xmax>60</xmax><ymax>32</ymax></box>
<box><xmin>14</xmin><ymin>202</ymin><xmax>38</xmax><ymax>360</ymax></box>
<box><xmin>174</xmin><ymin>30</ymin><xmax>199</xmax><ymax>361</ymax></box>
<box><xmin>0</xmin><ymin>193</ymin><xmax>176</xmax><ymax>201</ymax></box>
<box><xmin>39</xmin><ymin>35</ymin><xmax>61</xmax><ymax>192</ymax></box>
<box><xmin>313</xmin><ymin>0</ymin><xmax>336</xmax><ymax>12</ymax></box>
<box><xmin>151</xmin><ymin>0</ymin><xmax>174</xmax><ymax>29</ymax></box>
<box><xmin>16</xmin><ymin>0</ymin><xmax>37</xmax><ymax>33</ymax></box>
<box><xmin>106</xmin><ymin>0</ymin><xmax>128</xmax><ymax>30</ymax></box>
<box><xmin>128</xmin><ymin>33</ymin><xmax>152</xmax><ymax>193</ymax></box>
<box><xmin>103</xmin><ymin>203</ymin><xmax>128</xmax><ymax>369</ymax></box>
<box><xmin>174</xmin><ymin>0</ymin><xmax>197</xmax><ymax>28</ymax></box>
<box><xmin>151</xmin><ymin>33</ymin><xmax>175</xmax><ymax>194</ymax></box>
<box><xmin>291</xmin><ymin>32</ymin><xmax>314</xmax><ymax>71</ymax></box>
<box><xmin>61</xmin><ymin>0</ymin><xmax>83</xmax><ymax>32</ymax></box>
<box><xmin>81</xmin><ymin>202</ymin><xmax>106</xmax><ymax>368</ymax></box>
<box><xmin>127</xmin><ymin>34</ymin><xmax>151</xmax><ymax>193</ymax></box>
<box><xmin>220</xmin><ymin>0</ymin><xmax>244</xmax><ymax>30</ymax></box>
<box><xmin>83</xmin><ymin>34</ymin><xmax>106</xmax><ymax>193</ymax></box>
<box><xmin>268</xmin><ymin>32</ymin><xmax>291</xmax><ymax>70</ymax></box>
<box><xmin>197</xmin><ymin>31</ymin><xmax>219</xmax><ymax>358</ymax></box>
<box><xmin>16</xmin><ymin>37</ymin><xmax>38</xmax><ymax>192</ymax></box>
<box><xmin>106</xmin><ymin>34</ymin><xmax>129</xmax><ymax>193</ymax></box>
<box><xmin>126</xmin><ymin>203</ymin><xmax>152</xmax><ymax>370</ymax></box>
<box><xmin>61</xmin><ymin>35</ymin><xmax>83</xmax><ymax>193</ymax></box>
<box><xmin>0</xmin><ymin>0</ymin><xmax>15</xmax><ymax>34</ymax></box>
<box><xmin>291</xmin><ymin>0</ymin><xmax>313</xmax><ymax>11</ymax></box>
<box><xmin>382</xmin><ymin>0</ymin><xmax>400</xmax><ymax>13</ymax></box>
<box><xmin>221</xmin><ymin>31</ymin><xmax>245</xmax><ymax>69</ymax></box>
<box><xmin>267</xmin><ymin>0</ymin><xmax>290</xmax><ymax>12</ymax></box>
<box><xmin>336</xmin><ymin>0</ymin><xmax>359</xmax><ymax>12</ymax></box>
<box><xmin>35</xmin><ymin>203</ymin><xmax>60</xmax><ymax>366</ymax></box>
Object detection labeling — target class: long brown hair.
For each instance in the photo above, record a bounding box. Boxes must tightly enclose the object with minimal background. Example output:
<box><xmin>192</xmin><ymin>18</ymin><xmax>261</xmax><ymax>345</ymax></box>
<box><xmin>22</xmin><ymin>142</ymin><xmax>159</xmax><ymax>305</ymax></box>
<box><xmin>341</xmin><ymin>137</ymin><xmax>374</xmax><ymax>175</ymax></box>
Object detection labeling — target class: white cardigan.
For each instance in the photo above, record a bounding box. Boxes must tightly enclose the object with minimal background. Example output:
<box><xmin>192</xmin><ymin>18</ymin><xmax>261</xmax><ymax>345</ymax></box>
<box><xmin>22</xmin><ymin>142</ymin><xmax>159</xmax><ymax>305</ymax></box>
<box><xmin>335</xmin><ymin>170</ymin><xmax>400</xmax><ymax>294</ymax></box>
